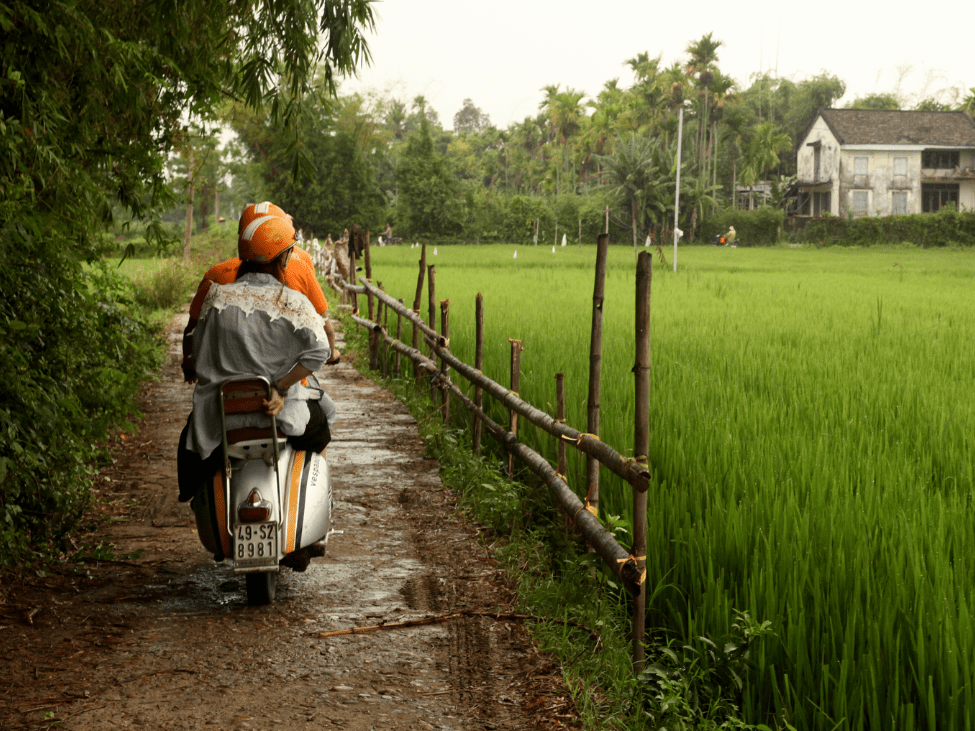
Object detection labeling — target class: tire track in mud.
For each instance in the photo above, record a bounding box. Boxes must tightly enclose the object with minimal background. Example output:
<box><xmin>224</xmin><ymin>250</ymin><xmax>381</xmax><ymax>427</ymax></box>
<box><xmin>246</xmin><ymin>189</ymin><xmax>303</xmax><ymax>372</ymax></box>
<box><xmin>0</xmin><ymin>313</ymin><xmax>575</xmax><ymax>731</ymax></box>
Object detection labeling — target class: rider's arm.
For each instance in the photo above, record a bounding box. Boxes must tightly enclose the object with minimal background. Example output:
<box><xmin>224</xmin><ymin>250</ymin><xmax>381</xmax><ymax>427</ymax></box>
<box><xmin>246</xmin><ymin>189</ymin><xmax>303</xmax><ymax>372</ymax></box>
<box><xmin>181</xmin><ymin>317</ymin><xmax>199</xmax><ymax>383</ymax></box>
<box><xmin>323</xmin><ymin>317</ymin><xmax>340</xmax><ymax>364</ymax></box>
<box><xmin>263</xmin><ymin>363</ymin><xmax>317</xmax><ymax>417</ymax></box>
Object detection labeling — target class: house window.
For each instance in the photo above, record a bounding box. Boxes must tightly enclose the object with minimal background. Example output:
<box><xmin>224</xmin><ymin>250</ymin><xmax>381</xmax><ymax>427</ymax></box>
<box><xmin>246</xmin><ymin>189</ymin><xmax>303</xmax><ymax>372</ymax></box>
<box><xmin>922</xmin><ymin>150</ymin><xmax>959</xmax><ymax>169</ymax></box>
<box><xmin>851</xmin><ymin>190</ymin><xmax>869</xmax><ymax>215</ymax></box>
<box><xmin>921</xmin><ymin>183</ymin><xmax>959</xmax><ymax>212</ymax></box>
<box><xmin>893</xmin><ymin>157</ymin><xmax>907</xmax><ymax>176</ymax></box>
<box><xmin>813</xmin><ymin>147</ymin><xmax>821</xmax><ymax>180</ymax></box>
<box><xmin>892</xmin><ymin>191</ymin><xmax>907</xmax><ymax>215</ymax></box>
<box><xmin>854</xmin><ymin>157</ymin><xmax>868</xmax><ymax>175</ymax></box>
<box><xmin>813</xmin><ymin>191</ymin><xmax>831</xmax><ymax>216</ymax></box>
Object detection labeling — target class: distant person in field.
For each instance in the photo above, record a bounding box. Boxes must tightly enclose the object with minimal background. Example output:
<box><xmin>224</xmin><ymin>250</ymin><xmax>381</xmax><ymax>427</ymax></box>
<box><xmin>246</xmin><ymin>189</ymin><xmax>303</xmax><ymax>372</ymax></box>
<box><xmin>381</xmin><ymin>222</ymin><xmax>392</xmax><ymax>245</ymax></box>
<box><xmin>181</xmin><ymin>201</ymin><xmax>339</xmax><ymax>384</ymax></box>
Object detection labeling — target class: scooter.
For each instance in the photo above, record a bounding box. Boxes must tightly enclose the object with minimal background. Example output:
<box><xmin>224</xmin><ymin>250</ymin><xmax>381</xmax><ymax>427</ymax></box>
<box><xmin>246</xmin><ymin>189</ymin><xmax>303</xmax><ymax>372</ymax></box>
<box><xmin>192</xmin><ymin>375</ymin><xmax>333</xmax><ymax>605</ymax></box>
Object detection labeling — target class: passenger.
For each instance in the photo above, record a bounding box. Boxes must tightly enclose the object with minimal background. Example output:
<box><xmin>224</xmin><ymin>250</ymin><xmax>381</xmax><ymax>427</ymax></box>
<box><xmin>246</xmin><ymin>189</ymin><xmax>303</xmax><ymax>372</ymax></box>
<box><xmin>176</xmin><ymin>215</ymin><xmax>335</xmax><ymax>502</ymax></box>
<box><xmin>180</xmin><ymin>202</ymin><xmax>339</xmax><ymax>384</ymax></box>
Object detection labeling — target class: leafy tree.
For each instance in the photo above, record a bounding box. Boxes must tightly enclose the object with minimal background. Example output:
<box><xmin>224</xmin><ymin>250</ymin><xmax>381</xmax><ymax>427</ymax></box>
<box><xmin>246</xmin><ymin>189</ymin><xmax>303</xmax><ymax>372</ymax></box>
<box><xmin>0</xmin><ymin>0</ymin><xmax>375</xmax><ymax>567</ymax></box>
<box><xmin>453</xmin><ymin>99</ymin><xmax>492</xmax><ymax>134</ymax></box>
<box><xmin>915</xmin><ymin>99</ymin><xmax>953</xmax><ymax>111</ymax></box>
<box><xmin>598</xmin><ymin>134</ymin><xmax>673</xmax><ymax>253</ymax></box>
<box><xmin>233</xmin><ymin>92</ymin><xmax>387</xmax><ymax>240</ymax></box>
<box><xmin>396</xmin><ymin>117</ymin><xmax>462</xmax><ymax>238</ymax></box>
<box><xmin>962</xmin><ymin>88</ymin><xmax>975</xmax><ymax>117</ymax></box>
<box><xmin>848</xmin><ymin>93</ymin><xmax>901</xmax><ymax>110</ymax></box>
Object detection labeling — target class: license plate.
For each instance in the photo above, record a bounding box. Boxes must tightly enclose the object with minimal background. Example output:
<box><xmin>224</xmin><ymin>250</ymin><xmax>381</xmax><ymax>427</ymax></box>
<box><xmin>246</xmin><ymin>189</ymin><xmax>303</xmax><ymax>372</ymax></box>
<box><xmin>234</xmin><ymin>523</ymin><xmax>277</xmax><ymax>564</ymax></box>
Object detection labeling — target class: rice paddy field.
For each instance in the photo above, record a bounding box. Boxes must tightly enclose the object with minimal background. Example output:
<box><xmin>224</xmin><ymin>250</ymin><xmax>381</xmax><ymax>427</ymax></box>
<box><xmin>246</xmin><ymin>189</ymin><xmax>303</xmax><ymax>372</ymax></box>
<box><xmin>361</xmin><ymin>242</ymin><xmax>975</xmax><ymax>730</ymax></box>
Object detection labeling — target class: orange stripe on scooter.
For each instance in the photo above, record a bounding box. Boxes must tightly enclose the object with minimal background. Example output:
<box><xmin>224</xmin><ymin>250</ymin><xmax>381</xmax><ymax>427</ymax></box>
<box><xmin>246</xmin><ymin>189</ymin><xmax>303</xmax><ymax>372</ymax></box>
<box><xmin>286</xmin><ymin>451</ymin><xmax>305</xmax><ymax>553</ymax></box>
<box><xmin>213</xmin><ymin>471</ymin><xmax>232</xmax><ymax>557</ymax></box>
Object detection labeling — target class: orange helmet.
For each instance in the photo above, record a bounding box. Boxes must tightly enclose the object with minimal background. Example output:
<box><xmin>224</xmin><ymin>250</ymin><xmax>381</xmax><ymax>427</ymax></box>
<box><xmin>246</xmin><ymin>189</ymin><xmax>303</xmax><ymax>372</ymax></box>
<box><xmin>238</xmin><ymin>201</ymin><xmax>291</xmax><ymax>238</ymax></box>
<box><xmin>238</xmin><ymin>215</ymin><xmax>296</xmax><ymax>263</ymax></box>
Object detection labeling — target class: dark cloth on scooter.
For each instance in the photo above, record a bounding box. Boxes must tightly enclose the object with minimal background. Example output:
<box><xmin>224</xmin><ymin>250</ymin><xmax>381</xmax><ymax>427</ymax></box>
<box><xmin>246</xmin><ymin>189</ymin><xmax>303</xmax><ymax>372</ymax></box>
<box><xmin>177</xmin><ymin>415</ymin><xmax>221</xmax><ymax>502</ymax></box>
<box><xmin>287</xmin><ymin>398</ymin><xmax>331</xmax><ymax>453</ymax></box>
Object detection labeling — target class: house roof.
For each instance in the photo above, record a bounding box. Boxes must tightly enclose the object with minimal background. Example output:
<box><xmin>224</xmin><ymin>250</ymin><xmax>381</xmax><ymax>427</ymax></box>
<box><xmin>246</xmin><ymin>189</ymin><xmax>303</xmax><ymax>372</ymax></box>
<box><xmin>815</xmin><ymin>109</ymin><xmax>975</xmax><ymax>147</ymax></box>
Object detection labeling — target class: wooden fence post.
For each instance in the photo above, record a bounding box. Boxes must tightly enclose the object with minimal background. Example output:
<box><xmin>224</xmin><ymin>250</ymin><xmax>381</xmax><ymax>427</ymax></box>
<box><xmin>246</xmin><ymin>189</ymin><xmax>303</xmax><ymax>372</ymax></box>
<box><xmin>364</xmin><ymin>231</ymin><xmax>374</xmax><ymax>320</ymax></box>
<box><xmin>412</xmin><ymin>244</ymin><xmax>426</xmax><ymax>382</ymax></box>
<box><xmin>556</xmin><ymin>372</ymin><xmax>567</xmax><ymax>479</ymax></box>
<box><xmin>349</xmin><ymin>247</ymin><xmax>359</xmax><ymax>315</ymax></box>
<box><xmin>440</xmin><ymin>299</ymin><xmax>450</xmax><ymax>425</ymax></box>
<box><xmin>396</xmin><ymin>299</ymin><xmax>404</xmax><ymax>377</ymax></box>
<box><xmin>633</xmin><ymin>251</ymin><xmax>651</xmax><ymax>674</ymax></box>
<box><xmin>507</xmin><ymin>338</ymin><xmax>523</xmax><ymax>479</ymax></box>
<box><xmin>587</xmin><ymin>233</ymin><xmax>609</xmax><ymax>513</ymax></box>
<box><xmin>427</xmin><ymin>264</ymin><xmax>436</xmax><ymax>404</ymax></box>
<box><xmin>473</xmin><ymin>293</ymin><xmax>484</xmax><ymax>454</ymax></box>
<box><xmin>377</xmin><ymin>282</ymin><xmax>386</xmax><ymax>376</ymax></box>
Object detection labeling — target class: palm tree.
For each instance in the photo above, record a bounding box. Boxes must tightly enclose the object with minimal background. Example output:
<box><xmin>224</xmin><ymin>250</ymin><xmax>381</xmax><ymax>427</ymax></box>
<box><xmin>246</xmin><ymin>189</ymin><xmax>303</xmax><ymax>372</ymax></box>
<box><xmin>738</xmin><ymin>121</ymin><xmax>791</xmax><ymax>208</ymax></box>
<box><xmin>597</xmin><ymin>134</ymin><xmax>672</xmax><ymax>255</ymax></box>
<box><xmin>540</xmin><ymin>85</ymin><xmax>587</xmax><ymax>193</ymax></box>
<box><xmin>961</xmin><ymin>88</ymin><xmax>975</xmax><ymax>118</ymax></box>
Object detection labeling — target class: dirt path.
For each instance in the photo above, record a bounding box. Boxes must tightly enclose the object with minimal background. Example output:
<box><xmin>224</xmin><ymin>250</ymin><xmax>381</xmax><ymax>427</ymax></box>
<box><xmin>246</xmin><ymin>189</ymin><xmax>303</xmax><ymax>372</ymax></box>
<box><xmin>0</xmin><ymin>313</ymin><xmax>577</xmax><ymax>731</ymax></box>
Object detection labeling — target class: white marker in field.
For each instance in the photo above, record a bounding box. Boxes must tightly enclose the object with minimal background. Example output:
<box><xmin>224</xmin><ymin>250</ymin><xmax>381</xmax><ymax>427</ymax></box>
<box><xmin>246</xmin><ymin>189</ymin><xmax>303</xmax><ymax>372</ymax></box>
<box><xmin>645</xmin><ymin>235</ymin><xmax>651</xmax><ymax>247</ymax></box>
<box><xmin>513</xmin><ymin>250</ymin><xmax>518</xmax><ymax>259</ymax></box>
<box><xmin>433</xmin><ymin>247</ymin><xmax>438</xmax><ymax>256</ymax></box>
<box><xmin>561</xmin><ymin>233</ymin><xmax>567</xmax><ymax>247</ymax></box>
<box><xmin>552</xmin><ymin>245</ymin><xmax>556</xmax><ymax>253</ymax></box>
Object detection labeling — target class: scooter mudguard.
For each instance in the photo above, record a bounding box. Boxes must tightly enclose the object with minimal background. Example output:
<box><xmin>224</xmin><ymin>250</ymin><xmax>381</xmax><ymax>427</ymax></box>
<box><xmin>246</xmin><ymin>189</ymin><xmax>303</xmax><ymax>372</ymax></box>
<box><xmin>192</xmin><ymin>447</ymin><xmax>331</xmax><ymax>563</ymax></box>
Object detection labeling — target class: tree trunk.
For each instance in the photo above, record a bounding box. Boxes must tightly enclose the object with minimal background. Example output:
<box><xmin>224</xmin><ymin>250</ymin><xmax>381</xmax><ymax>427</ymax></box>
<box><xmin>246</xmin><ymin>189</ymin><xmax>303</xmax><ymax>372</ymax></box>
<box><xmin>183</xmin><ymin>148</ymin><xmax>194</xmax><ymax>261</ymax></box>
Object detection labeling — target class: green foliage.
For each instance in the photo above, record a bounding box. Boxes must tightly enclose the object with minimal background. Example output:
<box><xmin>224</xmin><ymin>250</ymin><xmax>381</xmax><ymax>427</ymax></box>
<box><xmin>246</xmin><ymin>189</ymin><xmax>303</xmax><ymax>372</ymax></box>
<box><xmin>233</xmin><ymin>93</ymin><xmax>387</xmax><ymax>239</ymax></box>
<box><xmin>396</xmin><ymin>117</ymin><xmax>464</xmax><ymax>238</ymax></box>
<box><xmin>0</xmin><ymin>0</ymin><xmax>374</xmax><ymax>568</ymax></box>
<box><xmin>130</xmin><ymin>258</ymin><xmax>205</xmax><ymax>311</ymax></box>
<box><xmin>703</xmin><ymin>207</ymin><xmax>784</xmax><ymax>245</ymax></box>
<box><xmin>848</xmin><ymin>93</ymin><xmax>901</xmax><ymax>110</ymax></box>
<box><xmin>639</xmin><ymin>611</ymin><xmax>776</xmax><ymax>730</ymax></box>
<box><xmin>0</xmin><ymin>259</ymin><xmax>161</xmax><ymax>568</ymax></box>
<box><xmin>793</xmin><ymin>209</ymin><xmax>975</xmax><ymax>247</ymax></box>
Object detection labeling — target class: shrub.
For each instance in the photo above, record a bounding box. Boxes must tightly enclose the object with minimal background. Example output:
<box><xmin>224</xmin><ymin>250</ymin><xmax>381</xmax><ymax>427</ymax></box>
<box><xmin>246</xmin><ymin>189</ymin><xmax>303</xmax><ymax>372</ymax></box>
<box><xmin>791</xmin><ymin>209</ymin><xmax>975</xmax><ymax>247</ymax></box>
<box><xmin>702</xmin><ymin>207</ymin><xmax>784</xmax><ymax>246</ymax></box>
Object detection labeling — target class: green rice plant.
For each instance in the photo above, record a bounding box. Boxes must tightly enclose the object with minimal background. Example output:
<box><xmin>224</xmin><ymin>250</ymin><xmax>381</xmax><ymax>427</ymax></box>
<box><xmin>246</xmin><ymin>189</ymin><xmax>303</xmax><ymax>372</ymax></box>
<box><xmin>363</xmin><ymin>243</ymin><xmax>975</xmax><ymax>730</ymax></box>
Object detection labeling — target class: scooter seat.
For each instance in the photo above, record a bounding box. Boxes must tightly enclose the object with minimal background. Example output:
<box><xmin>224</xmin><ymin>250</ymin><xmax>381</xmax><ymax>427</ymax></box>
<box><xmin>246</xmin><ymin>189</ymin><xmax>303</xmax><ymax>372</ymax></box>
<box><xmin>227</xmin><ymin>426</ymin><xmax>276</xmax><ymax>444</ymax></box>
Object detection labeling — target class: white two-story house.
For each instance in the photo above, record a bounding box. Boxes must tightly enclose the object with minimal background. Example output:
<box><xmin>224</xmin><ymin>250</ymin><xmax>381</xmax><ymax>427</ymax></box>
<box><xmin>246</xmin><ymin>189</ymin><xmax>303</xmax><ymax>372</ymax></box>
<box><xmin>794</xmin><ymin>109</ymin><xmax>975</xmax><ymax>218</ymax></box>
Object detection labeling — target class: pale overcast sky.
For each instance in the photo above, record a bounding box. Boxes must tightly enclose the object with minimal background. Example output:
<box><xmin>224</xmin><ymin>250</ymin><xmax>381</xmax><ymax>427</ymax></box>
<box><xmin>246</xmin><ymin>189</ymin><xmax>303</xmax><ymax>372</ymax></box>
<box><xmin>339</xmin><ymin>0</ymin><xmax>975</xmax><ymax>130</ymax></box>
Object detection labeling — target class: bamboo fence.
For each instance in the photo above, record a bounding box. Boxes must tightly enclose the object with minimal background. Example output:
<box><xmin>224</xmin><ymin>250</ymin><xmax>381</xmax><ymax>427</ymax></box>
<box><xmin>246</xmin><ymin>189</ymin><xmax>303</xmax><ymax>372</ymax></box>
<box><xmin>336</xmin><ymin>242</ymin><xmax>652</xmax><ymax>673</ymax></box>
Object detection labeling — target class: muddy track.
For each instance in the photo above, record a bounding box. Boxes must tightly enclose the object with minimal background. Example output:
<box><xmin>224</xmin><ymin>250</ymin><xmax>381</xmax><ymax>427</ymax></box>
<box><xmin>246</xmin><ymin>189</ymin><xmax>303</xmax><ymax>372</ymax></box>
<box><xmin>0</xmin><ymin>313</ymin><xmax>578</xmax><ymax>731</ymax></box>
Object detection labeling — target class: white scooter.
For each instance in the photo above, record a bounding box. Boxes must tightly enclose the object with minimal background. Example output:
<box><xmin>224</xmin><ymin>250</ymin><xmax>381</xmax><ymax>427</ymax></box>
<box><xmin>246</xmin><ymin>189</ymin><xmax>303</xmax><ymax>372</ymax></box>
<box><xmin>192</xmin><ymin>376</ymin><xmax>333</xmax><ymax>605</ymax></box>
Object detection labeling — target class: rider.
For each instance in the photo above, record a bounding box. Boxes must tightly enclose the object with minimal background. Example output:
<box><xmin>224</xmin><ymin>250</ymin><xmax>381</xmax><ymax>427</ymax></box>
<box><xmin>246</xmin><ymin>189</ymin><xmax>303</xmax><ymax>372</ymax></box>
<box><xmin>181</xmin><ymin>202</ymin><xmax>339</xmax><ymax>384</ymax></box>
<box><xmin>176</xmin><ymin>215</ymin><xmax>335</xmax><ymax>502</ymax></box>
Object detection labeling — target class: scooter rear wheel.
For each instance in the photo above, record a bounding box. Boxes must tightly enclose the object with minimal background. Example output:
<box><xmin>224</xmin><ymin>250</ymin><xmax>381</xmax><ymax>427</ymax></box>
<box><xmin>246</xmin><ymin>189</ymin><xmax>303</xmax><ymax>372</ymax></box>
<box><xmin>245</xmin><ymin>571</ymin><xmax>277</xmax><ymax>605</ymax></box>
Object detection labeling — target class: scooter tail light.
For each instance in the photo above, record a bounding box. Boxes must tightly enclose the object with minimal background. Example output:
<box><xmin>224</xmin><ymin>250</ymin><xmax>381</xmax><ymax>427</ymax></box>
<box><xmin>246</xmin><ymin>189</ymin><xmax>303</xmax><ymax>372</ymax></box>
<box><xmin>238</xmin><ymin>489</ymin><xmax>272</xmax><ymax>523</ymax></box>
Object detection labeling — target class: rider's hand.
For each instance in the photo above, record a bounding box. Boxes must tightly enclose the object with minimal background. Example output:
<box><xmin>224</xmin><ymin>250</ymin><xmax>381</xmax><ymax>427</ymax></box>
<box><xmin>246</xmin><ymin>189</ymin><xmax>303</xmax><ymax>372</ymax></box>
<box><xmin>263</xmin><ymin>389</ymin><xmax>285</xmax><ymax>417</ymax></box>
<box><xmin>326</xmin><ymin>349</ymin><xmax>341</xmax><ymax>365</ymax></box>
<box><xmin>181</xmin><ymin>358</ymin><xmax>198</xmax><ymax>384</ymax></box>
